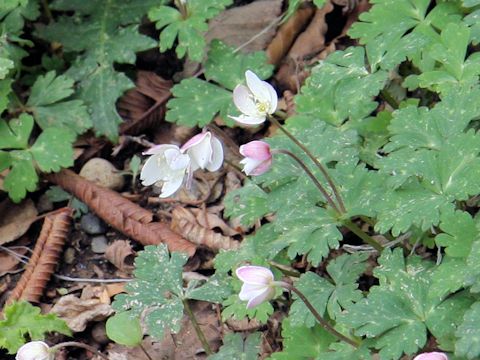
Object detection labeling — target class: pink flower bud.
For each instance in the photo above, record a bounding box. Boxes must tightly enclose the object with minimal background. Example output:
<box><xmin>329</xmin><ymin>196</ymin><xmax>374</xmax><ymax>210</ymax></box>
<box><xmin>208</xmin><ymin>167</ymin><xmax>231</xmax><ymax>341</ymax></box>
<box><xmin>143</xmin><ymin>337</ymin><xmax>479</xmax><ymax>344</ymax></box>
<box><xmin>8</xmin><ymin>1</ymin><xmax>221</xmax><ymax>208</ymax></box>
<box><xmin>413</xmin><ymin>352</ymin><xmax>448</xmax><ymax>360</ymax></box>
<box><xmin>239</xmin><ymin>140</ymin><xmax>272</xmax><ymax>176</ymax></box>
<box><xmin>236</xmin><ymin>265</ymin><xmax>277</xmax><ymax>308</ymax></box>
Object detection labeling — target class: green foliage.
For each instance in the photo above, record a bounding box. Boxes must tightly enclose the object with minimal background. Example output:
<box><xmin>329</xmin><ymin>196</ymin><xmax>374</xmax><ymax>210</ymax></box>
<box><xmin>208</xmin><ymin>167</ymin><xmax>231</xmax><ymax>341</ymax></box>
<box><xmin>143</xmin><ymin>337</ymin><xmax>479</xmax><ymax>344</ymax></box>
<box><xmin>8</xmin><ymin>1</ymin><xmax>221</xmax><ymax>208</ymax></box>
<box><xmin>36</xmin><ymin>0</ymin><xmax>157</xmax><ymax>140</ymax></box>
<box><xmin>209</xmin><ymin>332</ymin><xmax>261</xmax><ymax>360</ymax></box>
<box><xmin>0</xmin><ymin>114</ymin><xmax>75</xmax><ymax>202</ymax></box>
<box><xmin>149</xmin><ymin>0</ymin><xmax>232</xmax><ymax>62</ymax></box>
<box><xmin>166</xmin><ymin>40</ymin><xmax>273</xmax><ymax>127</ymax></box>
<box><xmin>339</xmin><ymin>249</ymin><xmax>474</xmax><ymax>359</ymax></box>
<box><xmin>27</xmin><ymin>71</ymin><xmax>91</xmax><ymax>134</ymax></box>
<box><xmin>0</xmin><ymin>301</ymin><xmax>71</xmax><ymax>354</ymax></box>
<box><xmin>455</xmin><ymin>302</ymin><xmax>480</xmax><ymax>359</ymax></box>
<box><xmin>112</xmin><ymin>244</ymin><xmax>231</xmax><ymax>340</ymax></box>
<box><xmin>106</xmin><ymin>311</ymin><xmax>143</xmax><ymax>347</ymax></box>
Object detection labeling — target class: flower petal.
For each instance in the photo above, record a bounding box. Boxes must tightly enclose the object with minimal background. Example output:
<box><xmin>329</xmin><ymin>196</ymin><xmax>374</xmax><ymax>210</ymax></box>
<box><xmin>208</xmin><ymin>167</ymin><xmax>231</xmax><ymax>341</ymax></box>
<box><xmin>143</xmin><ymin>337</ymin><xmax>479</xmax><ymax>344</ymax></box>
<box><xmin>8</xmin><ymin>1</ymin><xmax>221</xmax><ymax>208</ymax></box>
<box><xmin>185</xmin><ymin>133</ymin><xmax>212</xmax><ymax>170</ymax></box>
<box><xmin>245</xmin><ymin>70</ymin><xmax>275</xmax><ymax>105</ymax></box>
<box><xmin>240</xmin><ymin>157</ymin><xmax>263</xmax><ymax>176</ymax></box>
<box><xmin>140</xmin><ymin>154</ymin><xmax>163</xmax><ymax>186</ymax></box>
<box><xmin>229</xmin><ymin>114</ymin><xmax>266</xmax><ymax>126</ymax></box>
<box><xmin>239</xmin><ymin>283</ymin><xmax>268</xmax><ymax>301</ymax></box>
<box><xmin>267</xmin><ymin>83</ymin><xmax>278</xmax><ymax>114</ymax></box>
<box><xmin>181</xmin><ymin>132</ymin><xmax>208</xmax><ymax>151</ymax></box>
<box><xmin>249</xmin><ymin>158</ymin><xmax>272</xmax><ymax>176</ymax></box>
<box><xmin>246</xmin><ymin>286</ymin><xmax>275</xmax><ymax>308</ymax></box>
<box><xmin>233</xmin><ymin>84</ymin><xmax>258</xmax><ymax>116</ymax></box>
<box><xmin>160</xmin><ymin>173</ymin><xmax>185</xmax><ymax>198</ymax></box>
<box><xmin>206</xmin><ymin>137</ymin><xmax>224</xmax><ymax>171</ymax></box>
<box><xmin>413</xmin><ymin>353</ymin><xmax>448</xmax><ymax>360</ymax></box>
<box><xmin>236</xmin><ymin>265</ymin><xmax>274</xmax><ymax>285</ymax></box>
<box><xmin>16</xmin><ymin>341</ymin><xmax>51</xmax><ymax>360</ymax></box>
<box><xmin>164</xmin><ymin>148</ymin><xmax>190</xmax><ymax>170</ymax></box>
<box><xmin>239</xmin><ymin>141</ymin><xmax>271</xmax><ymax>161</ymax></box>
<box><xmin>143</xmin><ymin>144</ymin><xmax>177</xmax><ymax>155</ymax></box>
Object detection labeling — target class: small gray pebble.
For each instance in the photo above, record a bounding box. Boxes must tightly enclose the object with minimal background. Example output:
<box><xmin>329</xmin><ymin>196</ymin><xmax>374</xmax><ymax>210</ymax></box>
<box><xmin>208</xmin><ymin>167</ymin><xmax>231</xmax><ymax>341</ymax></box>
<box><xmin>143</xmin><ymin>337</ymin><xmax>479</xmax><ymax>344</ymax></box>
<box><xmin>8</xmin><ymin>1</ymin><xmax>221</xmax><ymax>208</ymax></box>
<box><xmin>80</xmin><ymin>213</ymin><xmax>107</xmax><ymax>235</ymax></box>
<box><xmin>91</xmin><ymin>235</ymin><xmax>109</xmax><ymax>254</ymax></box>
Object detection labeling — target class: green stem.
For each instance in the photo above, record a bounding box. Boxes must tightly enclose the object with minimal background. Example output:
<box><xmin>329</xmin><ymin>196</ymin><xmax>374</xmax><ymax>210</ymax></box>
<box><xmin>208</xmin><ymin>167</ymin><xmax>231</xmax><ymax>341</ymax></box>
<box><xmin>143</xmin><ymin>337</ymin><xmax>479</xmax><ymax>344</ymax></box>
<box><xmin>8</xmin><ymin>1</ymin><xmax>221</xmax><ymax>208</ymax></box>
<box><xmin>342</xmin><ymin>219</ymin><xmax>383</xmax><ymax>252</ymax></box>
<box><xmin>182</xmin><ymin>299</ymin><xmax>213</xmax><ymax>355</ymax></box>
<box><xmin>273</xmin><ymin>149</ymin><xmax>341</xmax><ymax>214</ymax></box>
<box><xmin>279</xmin><ymin>282</ymin><xmax>360</xmax><ymax>348</ymax></box>
<box><xmin>50</xmin><ymin>341</ymin><xmax>109</xmax><ymax>360</ymax></box>
<box><xmin>41</xmin><ymin>0</ymin><xmax>54</xmax><ymax>23</ymax></box>
<box><xmin>380</xmin><ymin>89</ymin><xmax>399</xmax><ymax>109</ymax></box>
<box><xmin>139</xmin><ymin>343</ymin><xmax>154</xmax><ymax>360</ymax></box>
<box><xmin>268</xmin><ymin>115</ymin><xmax>346</xmax><ymax>213</ymax></box>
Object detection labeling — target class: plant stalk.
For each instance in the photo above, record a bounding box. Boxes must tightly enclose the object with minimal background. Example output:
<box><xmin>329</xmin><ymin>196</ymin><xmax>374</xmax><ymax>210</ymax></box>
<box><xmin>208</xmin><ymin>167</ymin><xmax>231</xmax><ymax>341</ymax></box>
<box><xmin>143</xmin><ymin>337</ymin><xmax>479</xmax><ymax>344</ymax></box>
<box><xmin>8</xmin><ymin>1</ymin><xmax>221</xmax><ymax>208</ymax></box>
<box><xmin>182</xmin><ymin>299</ymin><xmax>213</xmax><ymax>355</ymax></box>
<box><xmin>50</xmin><ymin>341</ymin><xmax>109</xmax><ymax>360</ymax></box>
<box><xmin>342</xmin><ymin>219</ymin><xmax>383</xmax><ymax>252</ymax></box>
<box><xmin>268</xmin><ymin>115</ymin><xmax>346</xmax><ymax>213</ymax></box>
<box><xmin>279</xmin><ymin>282</ymin><xmax>360</xmax><ymax>348</ymax></box>
<box><xmin>272</xmin><ymin>149</ymin><xmax>341</xmax><ymax>214</ymax></box>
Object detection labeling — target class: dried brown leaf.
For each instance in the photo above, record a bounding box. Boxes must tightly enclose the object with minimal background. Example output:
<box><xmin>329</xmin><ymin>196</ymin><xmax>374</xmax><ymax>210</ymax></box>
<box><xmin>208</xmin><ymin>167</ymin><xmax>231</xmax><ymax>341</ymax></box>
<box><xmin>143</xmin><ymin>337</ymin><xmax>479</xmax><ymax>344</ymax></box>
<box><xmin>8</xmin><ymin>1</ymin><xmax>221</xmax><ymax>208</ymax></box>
<box><xmin>0</xmin><ymin>247</ymin><xmax>27</xmax><ymax>276</ymax></box>
<box><xmin>104</xmin><ymin>240</ymin><xmax>135</xmax><ymax>272</ymax></box>
<box><xmin>266</xmin><ymin>4</ymin><xmax>315</xmax><ymax>66</ymax></box>
<box><xmin>46</xmin><ymin>169</ymin><xmax>196</xmax><ymax>256</ymax></box>
<box><xmin>275</xmin><ymin>1</ymin><xmax>334</xmax><ymax>91</ymax></box>
<box><xmin>118</xmin><ymin>71</ymin><xmax>173</xmax><ymax>135</ymax></box>
<box><xmin>206</xmin><ymin>0</ymin><xmax>283</xmax><ymax>52</ymax></box>
<box><xmin>171</xmin><ymin>207</ymin><xmax>239</xmax><ymax>252</ymax></box>
<box><xmin>0</xmin><ymin>199</ymin><xmax>38</xmax><ymax>246</ymax></box>
<box><xmin>6</xmin><ymin>208</ymin><xmax>72</xmax><ymax>304</ymax></box>
<box><xmin>190</xmin><ymin>208</ymin><xmax>239</xmax><ymax>236</ymax></box>
<box><xmin>51</xmin><ymin>293</ymin><xmax>114</xmax><ymax>332</ymax></box>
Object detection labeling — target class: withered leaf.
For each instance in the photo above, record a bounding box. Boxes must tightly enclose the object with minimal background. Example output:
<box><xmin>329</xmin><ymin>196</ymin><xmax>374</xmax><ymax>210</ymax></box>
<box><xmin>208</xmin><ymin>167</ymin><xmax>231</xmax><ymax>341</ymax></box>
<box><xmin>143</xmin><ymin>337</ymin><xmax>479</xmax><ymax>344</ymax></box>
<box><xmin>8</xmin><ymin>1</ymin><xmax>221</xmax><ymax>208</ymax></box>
<box><xmin>104</xmin><ymin>240</ymin><xmax>135</xmax><ymax>272</ymax></box>
<box><xmin>0</xmin><ymin>198</ymin><xmax>38</xmax><ymax>246</ymax></box>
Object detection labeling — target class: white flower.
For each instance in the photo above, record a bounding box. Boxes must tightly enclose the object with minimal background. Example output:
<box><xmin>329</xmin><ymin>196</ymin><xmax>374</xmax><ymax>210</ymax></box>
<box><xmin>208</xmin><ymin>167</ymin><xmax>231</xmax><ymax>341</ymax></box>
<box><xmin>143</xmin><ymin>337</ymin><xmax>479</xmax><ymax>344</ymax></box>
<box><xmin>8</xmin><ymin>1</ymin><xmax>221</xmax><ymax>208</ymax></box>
<box><xmin>413</xmin><ymin>353</ymin><xmax>448</xmax><ymax>360</ymax></box>
<box><xmin>230</xmin><ymin>70</ymin><xmax>278</xmax><ymax>125</ymax></box>
<box><xmin>16</xmin><ymin>341</ymin><xmax>53</xmax><ymax>360</ymax></box>
<box><xmin>140</xmin><ymin>144</ymin><xmax>190</xmax><ymax>198</ymax></box>
<box><xmin>236</xmin><ymin>266</ymin><xmax>277</xmax><ymax>308</ymax></box>
<box><xmin>181</xmin><ymin>131</ymin><xmax>223</xmax><ymax>171</ymax></box>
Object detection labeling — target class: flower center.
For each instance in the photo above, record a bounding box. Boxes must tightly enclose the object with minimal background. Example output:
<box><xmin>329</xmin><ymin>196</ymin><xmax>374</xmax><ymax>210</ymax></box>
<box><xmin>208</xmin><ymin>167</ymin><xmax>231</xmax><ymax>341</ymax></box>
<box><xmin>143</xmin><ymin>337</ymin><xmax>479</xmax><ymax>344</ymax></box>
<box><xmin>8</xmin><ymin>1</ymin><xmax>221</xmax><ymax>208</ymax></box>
<box><xmin>256</xmin><ymin>101</ymin><xmax>268</xmax><ymax>114</ymax></box>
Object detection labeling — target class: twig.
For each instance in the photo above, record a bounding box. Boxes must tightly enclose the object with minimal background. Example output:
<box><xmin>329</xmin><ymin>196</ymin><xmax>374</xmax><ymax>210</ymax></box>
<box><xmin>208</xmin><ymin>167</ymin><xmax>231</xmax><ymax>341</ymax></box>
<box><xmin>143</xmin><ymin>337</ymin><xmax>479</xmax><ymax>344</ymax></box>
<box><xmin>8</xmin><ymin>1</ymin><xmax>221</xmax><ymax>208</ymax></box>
<box><xmin>182</xmin><ymin>299</ymin><xmax>213</xmax><ymax>355</ymax></box>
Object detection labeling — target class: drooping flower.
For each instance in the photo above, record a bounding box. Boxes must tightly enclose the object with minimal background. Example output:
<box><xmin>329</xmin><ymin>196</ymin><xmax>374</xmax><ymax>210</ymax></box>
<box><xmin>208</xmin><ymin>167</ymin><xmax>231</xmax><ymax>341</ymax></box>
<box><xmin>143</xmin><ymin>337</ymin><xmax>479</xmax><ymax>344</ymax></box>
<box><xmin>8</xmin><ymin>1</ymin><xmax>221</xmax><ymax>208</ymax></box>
<box><xmin>413</xmin><ymin>352</ymin><xmax>448</xmax><ymax>360</ymax></box>
<box><xmin>16</xmin><ymin>341</ymin><xmax>53</xmax><ymax>360</ymax></box>
<box><xmin>236</xmin><ymin>265</ymin><xmax>277</xmax><ymax>308</ymax></box>
<box><xmin>181</xmin><ymin>131</ymin><xmax>223</xmax><ymax>172</ymax></box>
<box><xmin>140</xmin><ymin>144</ymin><xmax>190</xmax><ymax>198</ymax></box>
<box><xmin>230</xmin><ymin>70</ymin><xmax>278</xmax><ymax>125</ymax></box>
<box><xmin>239</xmin><ymin>140</ymin><xmax>272</xmax><ymax>176</ymax></box>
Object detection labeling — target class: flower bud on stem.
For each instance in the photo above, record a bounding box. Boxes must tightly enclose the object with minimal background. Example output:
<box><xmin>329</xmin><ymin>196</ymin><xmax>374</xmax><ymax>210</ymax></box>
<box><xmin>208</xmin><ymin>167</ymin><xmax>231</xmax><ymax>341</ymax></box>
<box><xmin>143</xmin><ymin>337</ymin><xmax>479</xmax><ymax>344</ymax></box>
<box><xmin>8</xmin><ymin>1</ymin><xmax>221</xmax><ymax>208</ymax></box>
<box><xmin>277</xmin><ymin>281</ymin><xmax>360</xmax><ymax>348</ymax></box>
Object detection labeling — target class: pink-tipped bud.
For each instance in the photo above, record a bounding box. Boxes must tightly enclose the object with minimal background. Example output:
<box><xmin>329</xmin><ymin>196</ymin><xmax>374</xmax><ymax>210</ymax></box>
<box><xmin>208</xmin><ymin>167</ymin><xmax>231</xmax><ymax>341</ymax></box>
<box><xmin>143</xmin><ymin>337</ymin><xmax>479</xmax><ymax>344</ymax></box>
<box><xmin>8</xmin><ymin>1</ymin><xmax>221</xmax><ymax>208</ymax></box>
<box><xmin>239</xmin><ymin>140</ymin><xmax>272</xmax><ymax>176</ymax></box>
<box><xmin>236</xmin><ymin>266</ymin><xmax>276</xmax><ymax>309</ymax></box>
<box><xmin>413</xmin><ymin>352</ymin><xmax>448</xmax><ymax>360</ymax></box>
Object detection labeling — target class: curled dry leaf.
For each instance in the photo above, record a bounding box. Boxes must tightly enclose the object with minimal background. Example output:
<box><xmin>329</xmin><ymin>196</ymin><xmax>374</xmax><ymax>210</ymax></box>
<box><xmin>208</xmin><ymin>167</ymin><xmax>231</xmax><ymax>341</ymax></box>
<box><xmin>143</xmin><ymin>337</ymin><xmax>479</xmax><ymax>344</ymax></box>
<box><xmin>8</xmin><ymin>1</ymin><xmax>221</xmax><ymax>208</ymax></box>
<box><xmin>171</xmin><ymin>207</ymin><xmax>239</xmax><ymax>252</ymax></box>
<box><xmin>206</xmin><ymin>0</ymin><xmax>283</xmax><ymax>53</ymax></box>
<box><xmin>51</xmin><ymin>293</ymin><xmax>114</xmax><ymax>332</ymax></box>
<box><xmin>0</xmin><ymin>198</ymin><xmax>38</xmax><ymax>246</ymax></box>
<box><xmin>190</xmin><ymin>208</ymin><xmax>239</xmax><ymax>236</ymax></box>
<box><xmin>46</xmin><ymin>169</ymin><xmax>196</xmax><ymax>256</ymax></box>
<box><xmin>117</xmin><ymin>71</ymin><xmax>173</xmax><ymax>135</ymax></box>
<box><xmin>6</xmin><ymin>208</ymin><xmax>72</xmax><ymax>305</ymax></box>
<box><xmin>104</xmin><ymin>240</ymin><xmax>135</xmax><ymax>272</ymax></box>
<box><xmin>266</xmin><ymin>4</ymin><xmax>316</xmax><ymax>66</ymax></box>
<box><xmin>275</xmin><ymin>1</ymin><xmax>335</xmax><ymax>91</ymax></box>
<box><xmin>0</xmin><ymin>246</ymin><xmax>28</xmax><ymax>276</ymax></box>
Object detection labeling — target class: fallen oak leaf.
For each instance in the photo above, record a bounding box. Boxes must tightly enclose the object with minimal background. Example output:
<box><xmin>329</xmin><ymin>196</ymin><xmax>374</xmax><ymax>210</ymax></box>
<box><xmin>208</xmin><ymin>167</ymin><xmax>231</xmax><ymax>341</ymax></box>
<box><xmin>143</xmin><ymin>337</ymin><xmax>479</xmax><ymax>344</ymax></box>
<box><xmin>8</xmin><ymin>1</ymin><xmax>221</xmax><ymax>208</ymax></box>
<box><xmin>0</xmin><ymin>198</ymin><xmax>38</xmax><ymax>246</ymax></box>
<box><xmin>46</xmin><ymin>169</ymin><xmax>196</xmax><ymax>256</ymax></box>
<box><xmin>171</xmin><ymin>207</ymin><xmax>239</xmax><ymax>252</ymax></box>
<box><xmin>190</xmin><ymin>207</ymin><xmax>239</xmax><ymax>236</ymax></box>
<box><xmin>104</xmin><ymin>240</ymin><xmax>135</xmax><ymax>272</ymax></box>
<box><xmin>6</xmin><ymin>208</ymin><xmax>72</xmax><ymax>305</ymax></box>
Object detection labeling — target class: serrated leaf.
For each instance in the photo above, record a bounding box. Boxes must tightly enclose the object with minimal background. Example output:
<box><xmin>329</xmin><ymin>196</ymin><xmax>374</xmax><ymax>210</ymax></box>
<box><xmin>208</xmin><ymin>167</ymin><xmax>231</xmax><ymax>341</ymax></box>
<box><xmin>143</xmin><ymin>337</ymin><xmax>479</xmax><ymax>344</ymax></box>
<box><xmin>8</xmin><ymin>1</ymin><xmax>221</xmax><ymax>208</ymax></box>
<box><xmin>31</xmin><ymin>127</ymin><xmax>75</xmax><ymax>172</ymax></box>
<box><xmin>36</xmin><ymin>0</ymin><xmax>158</xmax><ymax>140</ymax></box>
<box><xmin>149</xmin><ymin>0</ymin><xmax>233</xmax><ymax>61</ymax></box>
<box><xmin>269</xmin><ymin>319</ymin><xmax>334</xmax><ymax>360</ymax></box>
<box><xmin>209</xmin><ymin>332</ymin><xmax>261</xmax><ymax>360</ymax></box>
<box><xmin>0</xmin><ymin>301</ymin><xmax>71</xmax><ymax>354</ymax></box>
<box><xmin>0</xmin><ymin>57</ymin><xmax>14</xmax><ymax>79</ymax></box>
<box><xmin>3</xmin><ymin>151</ymin><xmax>38</xmax><ymax>203</ymax></box>
<box><xmin>111</xmin><ymin>244</ymin><xmax>187</xmax><ymax>339</ymax></box>
<box><xmin>166</xmin><ymin>78</ymin><xmax>235</xmax><ymax>127</ymax></box>
<box><xmin>456</xmin><ymin>302</ymin><xmax>480</xmax><ymax>359</ymax></box>
<box><xmin>348</xmin><ymin>1</ymin><xmax>462</xmax><ymax>71</ymax></box>
<box><xmin>465</xmin><ymin>240</ymin><xmax>480</xmax><ymax>292</ymax></box>
<box><xmin>27</xmin><ymin>71</ymin><xmax>91</xmax><ymax>133</ymax></box>
<box><xmin>0</xmin><ymin>113</ymin><xmax>33</xmax><ymax>150</ymax></box>
<box><xmin>222</xmin><ymin>293</ymin><xmax>273</xmax><ymax>324</ymax></box>
<box><xmin>295</xmin><ymin>47</ymin><xmax>388</xmax><ymax>126</ymax></box>
<box><xmin>339</xmin><ymin>249</ymin><xmax>473</xmax><ymax>360</ymax></box>
<box><xmin>185</xmin><ymin>273</ymin><xmax>232</xmax><ymax>303</ymax></box>
<box><xmin>290</xmin><ymin>253</ymin><xmax>367</xmax><ymax>327</ymax></box>
<box><xmin>0</xmin><ymin>78</ymin><xmax>12</xmax><ymax>114</ymax></box>
<box><xmin>435</xmin><ymin>210</ymin><xmax>479</xmax><ymax>258</ymax></box>
<box><xmin>204</xmin><ymin>40</ymin><xmax>273</xmax><ymax>90</ymax></box>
